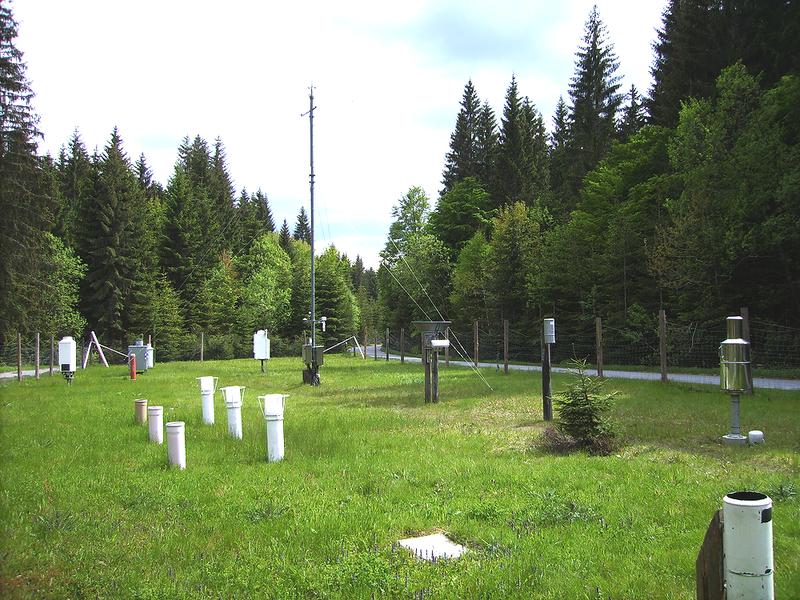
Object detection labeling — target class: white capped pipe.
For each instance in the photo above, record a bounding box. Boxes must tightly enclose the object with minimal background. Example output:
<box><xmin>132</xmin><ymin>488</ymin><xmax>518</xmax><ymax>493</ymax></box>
<box><xmin>201</xmin><ymin>391</ymin><xmax>215</xmax><ymax>425</ymax></box>
<box><xmin>226</xmin><ymin>399</ymin><xmax>243</xmax><ymax>440</ymax></box>
<box><xmin>723</xmin><ymin>491</ymin><xmax>774</xmax><ymax>600</ymax></box>
<box><xmin>220</xmin><ymin>385</ymin><xmax>245</xmax><ymax>404</ymax></box>
<box><xmin>259</xmin><ymin>394</ymin><xmax>286</xmax><ymax>462</ymax></box>
<box><xmin>147</xmin><ymin>406</ymin><xmax>163</xmax><ymax>444</ymax></box>
<box><xmin>134</xmin><ymin>399</ymin><xmax>148</xmax><ymax>424</ymax></box>
<box><xmin>166</xmin><ymin>421</ymin><xmax>186</xmax><ymax>469</ymax></box>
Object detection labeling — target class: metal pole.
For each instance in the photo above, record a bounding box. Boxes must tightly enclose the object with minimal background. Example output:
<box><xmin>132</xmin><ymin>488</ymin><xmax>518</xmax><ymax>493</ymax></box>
<box><xmin>400</xmin><ymin>328</ymin><xmax>405</xmax><ymax>363</ymax></box>
<box><xmin>729</xmin><ymin>394</ymin><xmax>741</xmax><ymax>437</ymax></box>
<box><xmin>308</xmin><ymin>86</ymin><xmax>319</xmax><ymax>384</ymax></box>
<box><xmin>424</xmin><ymin>349</ymin><xmax>431</xmax><ymax>403</ymax></box>
<box><xmin>543</xmin><ymin>343</ymin><xmax>552</xmax><ymax>421</ymax></box>
<box><xmin>445</xmin><ymin>328</ymin><xmax>449</xmax><ymax>367</ymax></box>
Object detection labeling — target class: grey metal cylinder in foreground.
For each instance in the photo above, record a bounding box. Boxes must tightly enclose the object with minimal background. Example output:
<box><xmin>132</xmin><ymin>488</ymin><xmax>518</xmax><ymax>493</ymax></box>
<box><xmin>723</xmin><ymin>491</ymin><xmax>774</xmax><ymax>600</ymax></box>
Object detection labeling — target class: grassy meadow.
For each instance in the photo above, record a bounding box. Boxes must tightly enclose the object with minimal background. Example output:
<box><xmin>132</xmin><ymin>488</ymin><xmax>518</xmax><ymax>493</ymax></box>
<box><xmin>0</xmin><ymin>355</ymin><xmax>798</xmax><ymax>598</ymax></box>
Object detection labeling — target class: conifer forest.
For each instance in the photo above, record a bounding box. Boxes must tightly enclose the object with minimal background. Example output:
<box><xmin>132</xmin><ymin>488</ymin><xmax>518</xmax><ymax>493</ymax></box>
<box><xmin>2</xmin><ymin>2</ymin><xmax>799</xmax><ymax>367</ymax></box>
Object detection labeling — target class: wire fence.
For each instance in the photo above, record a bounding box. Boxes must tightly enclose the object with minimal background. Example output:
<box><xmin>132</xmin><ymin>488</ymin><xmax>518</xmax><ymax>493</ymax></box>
<box><xmin>3</xmin><ymin>312</ymin><xmax>798</xmax><ymax>377</ymax></box>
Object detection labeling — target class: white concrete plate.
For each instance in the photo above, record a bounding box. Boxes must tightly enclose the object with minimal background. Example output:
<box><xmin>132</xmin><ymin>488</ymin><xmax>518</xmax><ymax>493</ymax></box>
<box><xmin>398</xmin><ymin>533</ymin><xmax>467</xmax><ymax>561</ymax></box>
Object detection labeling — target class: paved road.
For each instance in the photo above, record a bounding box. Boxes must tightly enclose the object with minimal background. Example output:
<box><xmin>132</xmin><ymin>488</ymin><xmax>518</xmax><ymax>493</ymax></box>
<box><xmin>0</xmin><ymin>368</ymin><xmax>55</xmax><ymax>381</ymax></box>
<box><xmin>362</xmin><ymin>345</ymin><xmax>800</xmax><ymax>391</ymax></box>
<box><xmin>6</xmin><ymin>352</ymin><xmax>799</xmax><ymax>391</ymax></box>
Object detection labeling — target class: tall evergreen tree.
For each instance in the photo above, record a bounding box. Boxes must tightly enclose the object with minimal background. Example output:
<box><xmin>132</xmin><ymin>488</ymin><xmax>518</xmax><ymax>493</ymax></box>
<box><xmin>279</xmin><ymin>218</ymin><xmax>292</xmax><ymax>253</ymax></box>
<box><xmin>57</xmin><ymin>130</ymin><xmax>94</xmax><ymax>249</ymax></box>
<box><xmin>81</xmin><ymin>128</ymin><xmax>141</xmax><ymax>344</ymax></box>
<box><xmin>547</xmin><ymin>96</ymin><xmax>573</xmax><ymax>221</ymax></box>
<box><xmin>441</xmin><ymin>80</ymin><xmax>481</xmax><ymax>195</ymax></box>
<box><xmin>475</xmin><ymin>101</ymin><xmax>498</xmax><ymax>189</ymax></box>
<box><xmin>520</xmin><ymin>97</ymin><xmax>550</xmax><ymax>204</ymax></box>
<box><xmin>252</xmin><ymin>189</ymin><xmax>275</xmax><ymax>232</ymax></box>
<box><xmin>566</xmin><ymin>6</ymin><xmax>622</xmax><ymax>196</ymax></box>
<box><xmin>618</xmin><ymin>84</ymin><xmax>647</xmax><ymax>142</ymax></box>
<box><xmin>0</xmin><ymin>2</ymin><xmax>55</xmax><ymax>342</ymax></box>
<box><xmin>492</xmin><ymin>76</ymin><xmax>527</xmax><ymax>208</ymax></box>
<box><xmin>293</xmin><ymin>206</ymin><xmax>311</xmax><ymax>243</ymax></box>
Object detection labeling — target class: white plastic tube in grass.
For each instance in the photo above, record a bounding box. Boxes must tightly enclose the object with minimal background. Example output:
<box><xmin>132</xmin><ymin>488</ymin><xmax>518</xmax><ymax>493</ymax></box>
<box><xmin>166</xmin><ymin>421</ymin><xmax>186</xmax><ymax>469</ymax></box>
<box><xmin>723</xmin><ymin>491</ymin><xmax>774</xmax><ymax>600</ymax></box>
<box><xmin>148</xmin><ymin>406</ymin><xmax>163</xmax><ymax>444</ymax></box>
<box><xmin>221</xmin><ymin>386</ymin><xmax>245</xmax><ymax>440</ymax></box>
<box><xmin>258</xmin><ymin>394</ymin><xmax>287</xmax><ymax>462</ymax></box>
<box><xmin>197</xmin><ymin>376</ymin><xmax>218</xmax><ymax>425</ymax></box>
<box><xmin>134</xmin><ymin>399</ymin><xmax>147</xmax><ymax>424</ymax></box>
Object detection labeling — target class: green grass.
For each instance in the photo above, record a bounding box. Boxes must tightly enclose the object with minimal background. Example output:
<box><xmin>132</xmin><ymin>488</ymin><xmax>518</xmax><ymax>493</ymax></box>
<box><xmin>1</xmin><ymin>356</ymin><xmax>798</xmax><ymax>598</ymax></box>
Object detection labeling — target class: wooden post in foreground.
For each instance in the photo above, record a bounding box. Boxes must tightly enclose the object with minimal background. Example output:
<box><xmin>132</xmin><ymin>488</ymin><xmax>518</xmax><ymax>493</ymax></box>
<box><xmin>200</xmin><ymin>332</ymin><xmax>204</xmax><ymax>362</ymax></box>
<box><xmin>35</xmin><ymin>332</ymin><xmax>40</xmax><ymax>380</ymax></box>
<box><xmin>50</xmin><ymin>335</ymin><xmax>54</xmax><ymax>376</ymax></box>
<box><xmin>695</xmin><ymin>509</ymin><xmax>724</xmax><ymax>600</ymax></box>
<box><xmin>659</xmin><ymin>309</ymin><xmax>668</xmax><ymax>383</ymax></box>
<box><xmin>595</xmin><ymin>317</ymin><xmax>604</xmax><ymax>377</ymax></box>
<box><xmin>400</xmin><ymin>328</ymin><xmax>405</xmax><ymax>363</ymax></box>
<box><xmin>503</xmin><ymin>319</ymin><xmax>509</xmax><ymax>374</ymax></box>
<box><xmin>17</xmin><ymin>333</ymin><xmax>22</xmax><ymax>382</ymax></box>
<box><xmin>473</xmin><ymin>320</ymin><xmax>479</xmax><ymax>368</ymax></box>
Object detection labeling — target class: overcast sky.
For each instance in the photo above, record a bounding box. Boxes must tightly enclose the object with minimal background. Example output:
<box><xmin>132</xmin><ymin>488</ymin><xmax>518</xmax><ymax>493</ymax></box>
<box><xmin>15</xmin><ymin>0</ymin><xmax>666</xmax><ymax>268</ymax></box>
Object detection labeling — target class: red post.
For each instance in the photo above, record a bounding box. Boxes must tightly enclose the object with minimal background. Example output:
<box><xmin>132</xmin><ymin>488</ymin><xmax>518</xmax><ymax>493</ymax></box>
<box><xmin>129</xmin><ymin>354</ymin><xmax>137</xmax><ymax>380</ymax></box>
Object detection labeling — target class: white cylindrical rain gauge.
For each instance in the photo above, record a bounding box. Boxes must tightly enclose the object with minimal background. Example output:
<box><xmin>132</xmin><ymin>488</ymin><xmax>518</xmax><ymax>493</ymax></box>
<box><xmin>723</xmin><ymin>491</ymin><xmax>774</xmax><ymax>600</ymax></box>
<box><xmin>222</xmin><ymin>386</ymin><xmax>245</xmax><ymax>440</ymax></box>
<box><xmin>148</xmin><ymin>406</ymin><xmax>164</xmax><ymax>444</ymax></box>
<box><xmin>197</xmin><ymin>376</ymin><xmax>218</xmax><ymax>425</ymax></box>
<box><xmin>58</xmin><ymin>336</ymin><xmax>77</xmax><ymax>378</ymax></box>
<box><xmin>543</xmin><ymin>319</ymin><xmax>556</xmax><ymax>345</ymax></box>
<box><xmin>146</xmin><ymin>344</ymin><xmax>155</xmax><ymax>369</ymax></box>
<box><xmin>253</xmin><ymin>330</ymin><xmax>270</xmax><ymax>360</ymax></box>
<box><xmin>259</xmin><ymin>394</ymin><xmax>286</xmax><ymax>462</ymax></box>
<box><xmin>166</xmin><ymin>421</ymin><xmax>186</xmax><ymax>469</ymax></box>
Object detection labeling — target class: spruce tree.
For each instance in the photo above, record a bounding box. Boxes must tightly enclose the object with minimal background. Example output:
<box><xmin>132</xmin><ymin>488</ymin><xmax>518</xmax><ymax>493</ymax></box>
<box><xmin>475</xmin><ymin>101</ymin><xmax>498</xmax><ymax>189</ymax></box>
<box><xmin>57</xmin><ymin>130</ymin><xmax>94</xmax><ymax>249</ymax></box>
<box><xmin>253</xmin><ymin>189</ymin><xmax>275</xmax><ymax>232</ymax></box>
<box><xmin>492</xmin><ymin>76</ymin><xmax>526</xmax><ymax>208</ymax></box>
<box><xmin>279</xmin><ymin>219</ymin><xmax>292</xmax><ymax>253</ymax></box>
<box><xmin>81</xmin><ymin>128</ymin><xmax>141</xmax><ymax>344</ymax></box>
<box><xmin>293</xmin><ymin>206</ymin><xmax>311</xmax><ymax>242</ymax></box>
<box><xmin>520</xmin><ymin>97</ymin><xmax>550</xmax><ymax>204</ymax></box>
<box><xmin>547</xmin><ymin>96</ymin><xmax>573</xmax><ymax>221</ymax></box>
<box><xmin>567</xmin><ymin>6</ymin><xmax>622</xmax><ymax>195</ymax></box>
<box><xmin>618</xmin><ymin>85</ymin><xmax>646</xmax><ymax>142</ymax></box>
<box><xmin>441</xmin><ymin>80</ymin><xmax>481</xmax><ymax>195</ymax></box>
<box><xmin>0</xmin><ymin>2</ymin><xmax>54</xmax><ymax>342</ymax></box>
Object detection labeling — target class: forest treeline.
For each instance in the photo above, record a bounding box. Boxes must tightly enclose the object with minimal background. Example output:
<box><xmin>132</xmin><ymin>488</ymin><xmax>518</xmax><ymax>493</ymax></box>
<box><xmin>1</xmin><ymin>2</ymin><xmax>799</xmax><ymax>361</ymax></box>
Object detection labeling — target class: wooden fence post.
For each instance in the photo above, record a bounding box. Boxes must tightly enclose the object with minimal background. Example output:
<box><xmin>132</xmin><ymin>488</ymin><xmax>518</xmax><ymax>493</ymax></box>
<box><xmin>473</xmin><ymin>320</ymin><xmax>479</xmax><ymax>368</ymax></box>
<box><xmin>50</xmin><ymin>335</ymin><xmax>54</xmax><ymax>376</ymax></box>
<box><xmin>374</xmin><ymin>334</ymin><xmax>378</xmax><ymax>360</ymax></box>
<box><xmin>385</xmin><ymin>328</ymin><xmax>389</xmax><ymax>361</ymax></box>
<box><xmin>503</xmin><ymin>319</ymin><xmax>509</xmax><ymax>374</ymax></box>
<box><xmin>595</xmin><ymin>317</ymin><xmax>604</xmax><ymax>377</ymax></box>
<box><xmin>400</xmin><ymin>328</ymin><xmax>405</xmax><ymax>363</ymax></box>
<box><xmin>659</xmin><ymin>309</ymin><xmax>668</xmax><ymax>383</ymax></box>
<box><xmin>363</xmin><ymin>330</ymin><xmax>368</xmax><ymax>360</ymax></box>
<box><xmin>695</xmin><ymin>509</ymin><xmax>724</xmax><ymax>600</ymax></box>
<box><xmin>17</xmin><ymin>332</ymin><xmax>22</xmax><ymax>382</ymax></box>
<box><xmin>35</xmin><ymin>332</ymin><xmax>40</xmax><ymax>380</ymax></box>
<box><xmin>200</xmin><ymin>332</ymin><xmax>204</xmax><ymax>362</ymax></box>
